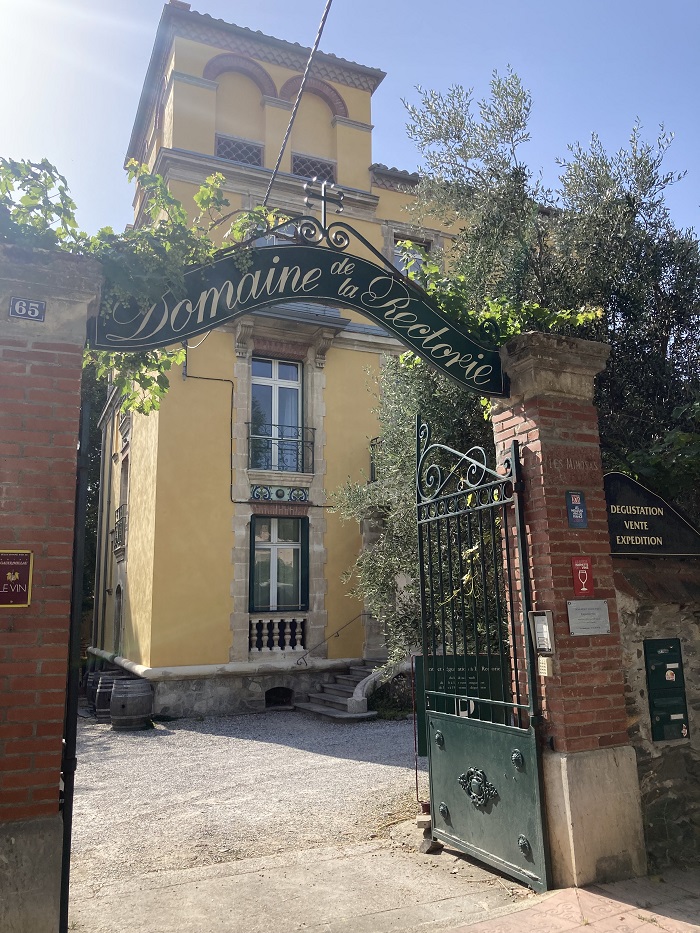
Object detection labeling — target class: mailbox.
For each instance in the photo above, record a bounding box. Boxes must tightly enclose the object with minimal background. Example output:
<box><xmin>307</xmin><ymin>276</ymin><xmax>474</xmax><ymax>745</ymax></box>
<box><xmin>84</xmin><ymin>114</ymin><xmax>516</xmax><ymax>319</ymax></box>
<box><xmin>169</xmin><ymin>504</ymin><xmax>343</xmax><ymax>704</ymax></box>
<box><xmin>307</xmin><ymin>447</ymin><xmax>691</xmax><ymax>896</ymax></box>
<box><xmin>649</xmin><ymin>693</ymin><xmax>689</xmax><ymax>742</ymax></box>
<box><xmin>644</xmin><ymin>638</ymin><xmax>689</xmax><ymax>742</ymax></box>
<box><xmin>644</xmin><ymin>639</ymin><xmax>685</xmax><ymax>690</ymax></box>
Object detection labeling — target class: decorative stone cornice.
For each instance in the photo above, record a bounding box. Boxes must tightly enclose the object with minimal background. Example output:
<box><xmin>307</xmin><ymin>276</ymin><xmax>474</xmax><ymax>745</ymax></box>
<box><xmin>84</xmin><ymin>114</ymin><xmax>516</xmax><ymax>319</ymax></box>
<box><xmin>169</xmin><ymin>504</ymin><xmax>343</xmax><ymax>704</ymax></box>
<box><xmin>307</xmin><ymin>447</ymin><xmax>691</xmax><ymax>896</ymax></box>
<box><xmin>171</xmin><ymin>70</ymin><xmax>218</xmax><ymax>91</ymax></box>
<box><xmin>262</xmin><ymin>95</ymin><xmax>293</xmax><ymax>111</ymax></box>
<box><xmin>146</xmin><ymin>147</ymin><xmax>380</xmax><ymax>225</ymax></box>
<box><xmin>499</xmin><ymin>332</ymin><xmax>611</xmax><ymax>404</ymax></box>
<box><xmin>235</xmin><ymin>320</ymin><xmax>254</xmax><ymax>358</ymax></box>
<box><xmin>252</xmin><ymin>336</ymin><xmax>309</xmax><ymax>361</ymax></box>
<box><xmin>332</xmin><ymin>116</ymin><xmax>373</xmax><ymax>133</ymax></box>
<box><xmin>170</xmin><ymin>8</ymin><xmax>385</xmax><ymax>92</ymax></box>
<box><xmin>313</xmin><ymin>329</ymin><xmax>336</xmax><ymax>369</ymax></box>
<box><xmin>127</xmin><ymin>5</ymin><xmax>385</xmax><ymax>164</ymax></box>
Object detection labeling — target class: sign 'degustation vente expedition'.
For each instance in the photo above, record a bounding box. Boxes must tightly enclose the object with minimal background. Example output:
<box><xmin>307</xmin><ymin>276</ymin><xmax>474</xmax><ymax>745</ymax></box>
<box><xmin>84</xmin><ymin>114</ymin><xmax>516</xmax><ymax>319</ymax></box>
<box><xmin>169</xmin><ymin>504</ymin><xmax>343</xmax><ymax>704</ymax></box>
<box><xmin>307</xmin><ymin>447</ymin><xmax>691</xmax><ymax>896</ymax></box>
<box><xmin>604</xmin><ymin>472</ymin><xmax>700</xmax><ymax>557</ymax></box>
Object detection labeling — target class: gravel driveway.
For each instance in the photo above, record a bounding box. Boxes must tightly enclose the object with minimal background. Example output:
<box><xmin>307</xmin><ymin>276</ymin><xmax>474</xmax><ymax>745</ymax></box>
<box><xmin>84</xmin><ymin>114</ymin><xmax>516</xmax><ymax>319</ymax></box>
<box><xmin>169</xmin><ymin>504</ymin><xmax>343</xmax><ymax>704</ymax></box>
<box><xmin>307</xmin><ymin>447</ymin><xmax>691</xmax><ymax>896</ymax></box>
<box><xmin>71</xmin><ymin>711</ymin><xmax>428</xmax><ymax>886</ymax></box>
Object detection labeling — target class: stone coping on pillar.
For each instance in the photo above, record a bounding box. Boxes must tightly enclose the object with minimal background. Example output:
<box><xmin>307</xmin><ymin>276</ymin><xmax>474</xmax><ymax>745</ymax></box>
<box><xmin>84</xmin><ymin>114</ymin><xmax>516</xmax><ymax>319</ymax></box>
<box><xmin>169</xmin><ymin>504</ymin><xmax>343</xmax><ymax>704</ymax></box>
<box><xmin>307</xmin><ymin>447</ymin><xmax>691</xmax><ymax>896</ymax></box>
<box><xmin>500</xmin><ymin>331</ymin><xmax>610</xmax><ymax>404</ymax></box>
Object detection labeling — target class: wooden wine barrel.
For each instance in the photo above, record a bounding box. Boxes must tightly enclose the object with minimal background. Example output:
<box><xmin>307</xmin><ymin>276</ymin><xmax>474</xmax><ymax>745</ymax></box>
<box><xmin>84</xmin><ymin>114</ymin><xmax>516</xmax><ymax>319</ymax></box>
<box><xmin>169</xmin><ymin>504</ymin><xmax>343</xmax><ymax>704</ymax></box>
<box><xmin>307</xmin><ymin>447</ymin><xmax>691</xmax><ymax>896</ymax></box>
<box><xmin>95</xmin><ymin>672</ymin><xmax>131</xmax><ymax>723</ymax></box>
<box><xmin>110</xmin><ymin>678</ymin><xmax>153</xmax><ymax>731</ymax></box>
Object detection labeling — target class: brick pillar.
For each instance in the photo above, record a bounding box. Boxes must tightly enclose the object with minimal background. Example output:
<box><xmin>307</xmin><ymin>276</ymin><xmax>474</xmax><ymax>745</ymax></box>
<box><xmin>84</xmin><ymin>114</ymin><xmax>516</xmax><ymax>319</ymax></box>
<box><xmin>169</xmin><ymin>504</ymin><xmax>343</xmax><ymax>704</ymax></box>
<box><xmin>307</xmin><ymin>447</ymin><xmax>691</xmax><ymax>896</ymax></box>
<box><xmin>0</xmin><ymin>244</ymin><xmax>102</xmax><ymax>933</ymax></box>
<box><xmin>492</xmin><ymin>332</ymin><xmax>646</xmax><ymax>888</ymax></box>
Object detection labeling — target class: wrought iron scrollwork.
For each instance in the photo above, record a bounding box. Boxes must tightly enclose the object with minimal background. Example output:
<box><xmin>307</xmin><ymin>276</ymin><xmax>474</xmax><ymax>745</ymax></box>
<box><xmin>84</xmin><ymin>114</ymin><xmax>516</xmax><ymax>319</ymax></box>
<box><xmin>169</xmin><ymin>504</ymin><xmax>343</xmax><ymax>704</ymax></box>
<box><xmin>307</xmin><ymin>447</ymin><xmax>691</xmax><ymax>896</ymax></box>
<box><xmin>458</xmin><ymin>768</ymin><xmax>499</xmax><ymax>808</ymax></box>
<box><xmin>416</xmin><ymin>419</ymin><xmax>513</xmax><ymax>507</ymax></box>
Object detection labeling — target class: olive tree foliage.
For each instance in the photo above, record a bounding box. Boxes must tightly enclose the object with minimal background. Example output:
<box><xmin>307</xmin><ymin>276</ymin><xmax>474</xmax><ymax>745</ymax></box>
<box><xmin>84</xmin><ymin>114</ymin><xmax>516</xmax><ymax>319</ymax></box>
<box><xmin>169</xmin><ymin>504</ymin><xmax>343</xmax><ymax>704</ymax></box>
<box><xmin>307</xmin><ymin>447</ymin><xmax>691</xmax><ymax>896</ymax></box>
<box><xmin>335</xmin><ymin>72</ymin><xmax>700</xmax><ymax>658</ymax></box>
<box><xmin>336</xmin><ymin>356</ymin><xmax>491</xmax><ymax>660</ymax></box>
<box><xmin>405</xmin><ymin>72</ymin><xmax>700</xmax><ymax>500</ymax></box>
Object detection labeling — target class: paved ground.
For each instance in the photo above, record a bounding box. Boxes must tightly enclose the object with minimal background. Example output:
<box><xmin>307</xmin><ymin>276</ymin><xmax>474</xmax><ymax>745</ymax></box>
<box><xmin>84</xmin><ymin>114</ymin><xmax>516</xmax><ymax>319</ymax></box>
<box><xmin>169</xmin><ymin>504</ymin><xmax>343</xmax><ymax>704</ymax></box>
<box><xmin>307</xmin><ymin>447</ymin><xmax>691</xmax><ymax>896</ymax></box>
<box><xmin>68</xmin><ymin>711</ymin><xmax>700</xmax><ymax>933</ymax></box>
<box><xmin>448</xmin><ymin>870</ymin><xmax>700</xmax><ymax>932</ymax></box>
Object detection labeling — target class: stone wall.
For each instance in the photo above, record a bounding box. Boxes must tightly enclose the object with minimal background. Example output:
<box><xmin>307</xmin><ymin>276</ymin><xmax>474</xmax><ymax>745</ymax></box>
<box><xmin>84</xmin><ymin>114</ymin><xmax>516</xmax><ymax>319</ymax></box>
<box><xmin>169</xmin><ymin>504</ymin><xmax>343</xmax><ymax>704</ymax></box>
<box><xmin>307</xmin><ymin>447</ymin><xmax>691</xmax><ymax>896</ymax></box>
<box><xmin>615</xmin><ymin>557</ymin><xmax>700</xmax><ymax>867</ymax></box>
<box><xmin>153</xmin><ymin>668</ymin><xmax>344</xmax><ymax>718</ymax></box>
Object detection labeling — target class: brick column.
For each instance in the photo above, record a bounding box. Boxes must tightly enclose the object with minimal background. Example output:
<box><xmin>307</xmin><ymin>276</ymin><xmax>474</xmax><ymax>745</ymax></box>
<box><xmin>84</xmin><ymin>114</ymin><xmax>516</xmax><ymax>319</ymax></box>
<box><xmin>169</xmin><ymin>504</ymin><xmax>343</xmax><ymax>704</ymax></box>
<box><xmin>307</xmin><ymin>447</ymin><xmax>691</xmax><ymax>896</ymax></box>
<box><xmin>492</xmin><ymin>332</ymin><xmax>646</xmax><ymax>888</ymax></box>
<box><xmin>0</xmin><ymin>244</ymin><xmax>102</xmax><ymax>933</ymax></box>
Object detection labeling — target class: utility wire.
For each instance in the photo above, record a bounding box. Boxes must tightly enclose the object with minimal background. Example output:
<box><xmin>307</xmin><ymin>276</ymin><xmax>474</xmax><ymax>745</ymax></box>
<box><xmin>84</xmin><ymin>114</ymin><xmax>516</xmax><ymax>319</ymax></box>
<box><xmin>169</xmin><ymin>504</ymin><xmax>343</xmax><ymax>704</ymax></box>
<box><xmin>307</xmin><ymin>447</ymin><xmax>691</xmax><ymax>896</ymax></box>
<box><xmin>262</xmin><ymin>0</ymin><xmax>334</xmax><ymax>208</ymax></box>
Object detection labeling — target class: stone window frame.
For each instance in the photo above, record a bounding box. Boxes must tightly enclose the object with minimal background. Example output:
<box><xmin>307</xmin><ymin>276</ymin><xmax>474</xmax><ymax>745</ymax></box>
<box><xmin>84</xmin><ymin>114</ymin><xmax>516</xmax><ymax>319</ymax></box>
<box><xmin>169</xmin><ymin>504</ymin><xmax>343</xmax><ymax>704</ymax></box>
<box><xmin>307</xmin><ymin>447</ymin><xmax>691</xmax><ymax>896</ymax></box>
<box><xmin>248</xmin><ymin>514</ymin><xmax>310</xmax><ymax>612</ymax></box>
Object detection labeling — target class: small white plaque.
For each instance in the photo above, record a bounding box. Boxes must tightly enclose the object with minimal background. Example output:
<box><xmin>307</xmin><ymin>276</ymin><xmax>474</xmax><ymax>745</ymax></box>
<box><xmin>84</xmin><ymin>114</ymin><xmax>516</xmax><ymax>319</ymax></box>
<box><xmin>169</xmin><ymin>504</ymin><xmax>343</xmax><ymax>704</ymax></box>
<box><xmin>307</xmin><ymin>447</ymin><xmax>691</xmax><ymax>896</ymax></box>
<box><xmin>567</xmin><ymin>599</ymin><xmax>610</xmax><ymax>636</ymax></box>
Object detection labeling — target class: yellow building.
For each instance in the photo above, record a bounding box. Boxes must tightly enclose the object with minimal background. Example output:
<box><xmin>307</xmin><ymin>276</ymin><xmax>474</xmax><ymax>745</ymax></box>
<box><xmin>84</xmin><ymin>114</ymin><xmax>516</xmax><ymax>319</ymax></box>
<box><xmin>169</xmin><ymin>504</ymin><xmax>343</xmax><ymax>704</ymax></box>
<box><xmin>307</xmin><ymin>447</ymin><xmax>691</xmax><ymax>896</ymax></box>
<box><xmin>91</xmin><ymin>0</ymin><xmax>450</xmax><ymax>716</ymax></box>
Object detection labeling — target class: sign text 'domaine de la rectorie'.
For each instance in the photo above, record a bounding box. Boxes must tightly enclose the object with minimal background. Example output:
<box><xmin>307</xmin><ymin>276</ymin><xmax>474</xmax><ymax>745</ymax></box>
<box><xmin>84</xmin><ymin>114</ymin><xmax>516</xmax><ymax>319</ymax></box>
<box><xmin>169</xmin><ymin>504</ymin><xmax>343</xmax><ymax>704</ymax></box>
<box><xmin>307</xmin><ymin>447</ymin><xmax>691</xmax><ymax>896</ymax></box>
<box><xmin>89</xmin><ymin>245</ymin><xmax>506</xmax><ymax>398</ymax></box>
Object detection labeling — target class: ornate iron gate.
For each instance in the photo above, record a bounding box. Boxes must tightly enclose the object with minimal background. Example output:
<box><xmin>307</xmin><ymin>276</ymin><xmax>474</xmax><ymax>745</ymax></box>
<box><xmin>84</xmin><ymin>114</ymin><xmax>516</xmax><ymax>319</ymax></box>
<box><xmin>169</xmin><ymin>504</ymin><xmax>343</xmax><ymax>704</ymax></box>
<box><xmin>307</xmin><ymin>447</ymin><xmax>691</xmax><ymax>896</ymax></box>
<box><xmin>416</xmin><ymin>417</ymin><xmax>549</xmax><ymax>891</ymax></box>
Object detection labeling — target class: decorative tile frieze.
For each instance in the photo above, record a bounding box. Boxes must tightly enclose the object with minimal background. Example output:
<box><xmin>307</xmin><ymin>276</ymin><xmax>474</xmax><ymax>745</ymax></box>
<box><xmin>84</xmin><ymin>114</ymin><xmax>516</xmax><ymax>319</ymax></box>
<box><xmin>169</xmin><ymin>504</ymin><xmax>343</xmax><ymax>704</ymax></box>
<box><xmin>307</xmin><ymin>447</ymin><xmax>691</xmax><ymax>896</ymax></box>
<box><xmin>370</xmin><ymin>163</ymin><xmax>420</xmax><ymax>191</ymax></box>
<box><xmin>250</xmin><ymin>485</ymin><xmax>309</xmax><ymax>503</ymax></box>
<box><xmin>169</xmin><ymin>15</ymin><xmax>385</xmax><ymax>92</ymax></box>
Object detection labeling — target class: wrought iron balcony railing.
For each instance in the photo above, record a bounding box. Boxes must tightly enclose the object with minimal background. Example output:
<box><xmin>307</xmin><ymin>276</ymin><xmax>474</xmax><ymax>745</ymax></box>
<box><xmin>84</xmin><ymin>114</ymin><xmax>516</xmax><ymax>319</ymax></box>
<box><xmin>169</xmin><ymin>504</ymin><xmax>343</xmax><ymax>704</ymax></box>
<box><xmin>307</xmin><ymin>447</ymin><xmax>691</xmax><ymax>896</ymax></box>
<box><xmin>113</xmin><ymin>504</ymin><xmax>127</xmax><ymax>557</ymax></box>
<box><xmin>247</xmin><ymin>423</ymin><xmax>315</xmax><ymax>474</ymax></box>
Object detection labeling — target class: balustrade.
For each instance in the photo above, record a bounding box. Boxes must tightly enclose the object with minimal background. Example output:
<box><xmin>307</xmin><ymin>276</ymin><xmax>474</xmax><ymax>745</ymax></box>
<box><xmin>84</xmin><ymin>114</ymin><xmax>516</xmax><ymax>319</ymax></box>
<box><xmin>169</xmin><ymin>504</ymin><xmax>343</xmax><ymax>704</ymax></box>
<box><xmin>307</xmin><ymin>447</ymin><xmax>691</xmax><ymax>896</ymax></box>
<box><xmin>249</xmin><ymin>617</ymin><xmax>307</xmax><ymax>654</ymax></box>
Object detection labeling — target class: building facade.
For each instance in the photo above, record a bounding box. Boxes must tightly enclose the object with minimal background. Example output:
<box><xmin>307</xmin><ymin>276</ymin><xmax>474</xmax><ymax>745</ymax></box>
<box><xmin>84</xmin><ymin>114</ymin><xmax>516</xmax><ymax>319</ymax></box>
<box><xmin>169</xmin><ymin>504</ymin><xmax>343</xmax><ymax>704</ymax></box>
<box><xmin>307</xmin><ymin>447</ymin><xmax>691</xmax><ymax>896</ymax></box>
<box><xmin>91</xmin><ymin>0</ymin><xmax>450</xmax><ymax>715</ymax></box>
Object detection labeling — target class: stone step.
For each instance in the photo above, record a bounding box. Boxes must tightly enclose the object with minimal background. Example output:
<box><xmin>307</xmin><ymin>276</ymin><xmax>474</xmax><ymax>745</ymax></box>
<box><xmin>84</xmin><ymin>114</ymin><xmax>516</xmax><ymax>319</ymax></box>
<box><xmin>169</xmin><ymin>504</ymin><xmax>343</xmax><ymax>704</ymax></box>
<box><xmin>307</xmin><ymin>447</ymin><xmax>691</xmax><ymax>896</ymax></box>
<box><xmin>307</xmin><ymin>692</ymin><xmax>348</xmax><ymax>711</ymax></box>
<box><xmin>321</xmin><ymin>683</ymin><xmax>355</xmax><ymax>699</ymax></box>
<box><xmin>294</xmin><ymin>701</ymin><xmax>378</xmax><ymax>722</ymax></box>
<box><xmin>349</xmin><ymin>665</ymin><xmax>377</xmax><ymax>679</ymax></box>
<box><xmin>334</xmin><ymin>674</ymin><xmax>362</xmax><ymax>690</ymax></box>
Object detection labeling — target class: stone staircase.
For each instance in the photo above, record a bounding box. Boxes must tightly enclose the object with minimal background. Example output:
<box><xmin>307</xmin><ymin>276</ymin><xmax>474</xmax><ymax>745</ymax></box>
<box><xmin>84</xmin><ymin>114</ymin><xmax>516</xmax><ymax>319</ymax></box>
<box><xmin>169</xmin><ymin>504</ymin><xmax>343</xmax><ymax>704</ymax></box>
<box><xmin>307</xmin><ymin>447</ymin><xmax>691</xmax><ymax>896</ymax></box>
<box><xmin>295</xmin><ymin>663</ymin><xmax>381</xmax><ymax>721</ymax></box>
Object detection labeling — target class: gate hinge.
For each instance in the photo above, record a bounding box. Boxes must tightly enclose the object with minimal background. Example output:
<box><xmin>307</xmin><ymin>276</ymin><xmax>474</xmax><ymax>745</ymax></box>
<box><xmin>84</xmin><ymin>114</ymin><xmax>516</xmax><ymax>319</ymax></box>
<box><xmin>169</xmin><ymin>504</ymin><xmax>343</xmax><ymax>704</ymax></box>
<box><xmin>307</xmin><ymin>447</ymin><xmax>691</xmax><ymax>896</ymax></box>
<box><xmin>61</xmin><ymin>757</ymin><xmax>78</xmax><ymax>775</ymax></box>
<box><xmin>513</xmin><ymin>480</ymin><xmax>525</xmax><ymax>493</ymax></box>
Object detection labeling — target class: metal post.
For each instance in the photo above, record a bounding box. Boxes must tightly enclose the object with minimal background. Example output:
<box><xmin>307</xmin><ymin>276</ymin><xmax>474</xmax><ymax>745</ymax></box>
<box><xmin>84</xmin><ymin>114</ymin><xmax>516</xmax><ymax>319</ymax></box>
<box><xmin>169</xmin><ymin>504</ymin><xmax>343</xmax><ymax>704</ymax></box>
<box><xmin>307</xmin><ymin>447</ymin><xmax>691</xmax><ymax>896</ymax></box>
<box><xmin>59</xmin><ymin>401</ymin><xmax>90</xmax><ymax>933</ymax></box>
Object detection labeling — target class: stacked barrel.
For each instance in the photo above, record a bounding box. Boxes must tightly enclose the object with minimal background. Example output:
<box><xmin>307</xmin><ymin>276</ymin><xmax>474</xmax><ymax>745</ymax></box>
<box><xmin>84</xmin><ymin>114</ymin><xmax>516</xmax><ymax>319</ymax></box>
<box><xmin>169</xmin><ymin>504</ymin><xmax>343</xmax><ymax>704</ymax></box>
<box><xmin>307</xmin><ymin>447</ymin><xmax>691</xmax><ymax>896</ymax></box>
<box><xmin>86</xmin><ymin>670</ymin><xmax>153</xmax><ymax>730</ymax></box>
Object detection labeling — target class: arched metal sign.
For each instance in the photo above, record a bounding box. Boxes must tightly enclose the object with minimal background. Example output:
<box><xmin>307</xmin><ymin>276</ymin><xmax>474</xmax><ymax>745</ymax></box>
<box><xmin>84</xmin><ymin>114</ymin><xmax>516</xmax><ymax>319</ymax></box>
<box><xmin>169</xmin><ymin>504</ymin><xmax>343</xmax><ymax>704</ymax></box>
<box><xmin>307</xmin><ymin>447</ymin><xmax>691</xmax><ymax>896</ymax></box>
<box><xmin>88</xmin><ymin>217</ymin><xmax>506</xmax><ymax>397</ymax></box>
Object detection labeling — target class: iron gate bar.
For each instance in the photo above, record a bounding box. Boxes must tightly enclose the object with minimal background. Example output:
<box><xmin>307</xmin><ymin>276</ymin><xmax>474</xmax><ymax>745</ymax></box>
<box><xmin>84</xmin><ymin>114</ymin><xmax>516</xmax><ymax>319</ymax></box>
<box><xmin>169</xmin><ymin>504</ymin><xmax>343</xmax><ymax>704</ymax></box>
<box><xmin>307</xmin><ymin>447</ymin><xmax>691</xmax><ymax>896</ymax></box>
<box><xmin>416</xmin><ymin>415</ymin><xmax>549</xmax><ymax>891</ymax></box>
<box><xmin>417</xmin><ymin>425</ymin><xmax>528</xmax><ymax>723</ymax></box>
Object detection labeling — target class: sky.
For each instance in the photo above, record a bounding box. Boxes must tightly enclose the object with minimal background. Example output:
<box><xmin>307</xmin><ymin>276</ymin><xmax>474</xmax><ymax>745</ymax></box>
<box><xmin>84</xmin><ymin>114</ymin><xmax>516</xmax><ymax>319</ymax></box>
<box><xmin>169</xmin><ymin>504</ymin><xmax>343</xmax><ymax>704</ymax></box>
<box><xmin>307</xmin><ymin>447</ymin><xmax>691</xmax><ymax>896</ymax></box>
<box><xmin>1</xmin><ymin>0</ymin><xmax>699</xmax><ymax>236</ymax></box>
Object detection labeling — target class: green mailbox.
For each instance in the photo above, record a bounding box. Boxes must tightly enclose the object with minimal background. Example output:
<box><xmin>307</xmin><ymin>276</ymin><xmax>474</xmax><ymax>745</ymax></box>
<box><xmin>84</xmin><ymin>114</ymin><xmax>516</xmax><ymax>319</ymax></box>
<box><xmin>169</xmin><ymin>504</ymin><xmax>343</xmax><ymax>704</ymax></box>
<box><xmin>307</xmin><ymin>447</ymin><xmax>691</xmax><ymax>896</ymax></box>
<box><xmin>644</xmin><ymin>638</ymin><xmax>689</xmax><ymax>742</ymax></box>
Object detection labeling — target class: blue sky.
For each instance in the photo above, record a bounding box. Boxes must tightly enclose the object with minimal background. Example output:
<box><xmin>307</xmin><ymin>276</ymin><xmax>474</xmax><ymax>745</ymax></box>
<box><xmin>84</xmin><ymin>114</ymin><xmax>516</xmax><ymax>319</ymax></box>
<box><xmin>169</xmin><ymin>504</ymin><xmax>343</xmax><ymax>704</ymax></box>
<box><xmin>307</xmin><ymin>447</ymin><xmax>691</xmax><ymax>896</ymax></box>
<box><xmin>1</xmin><ymin>0</ymin><xmax>698</xmax><ymax>235</ymax></box>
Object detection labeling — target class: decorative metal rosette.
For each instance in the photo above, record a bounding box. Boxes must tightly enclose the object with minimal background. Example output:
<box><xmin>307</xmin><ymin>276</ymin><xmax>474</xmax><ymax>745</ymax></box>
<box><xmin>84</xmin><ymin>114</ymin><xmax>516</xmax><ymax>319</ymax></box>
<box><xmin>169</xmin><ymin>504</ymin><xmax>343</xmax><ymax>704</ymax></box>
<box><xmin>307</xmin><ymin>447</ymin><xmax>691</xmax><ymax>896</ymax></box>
<box><xmin>458</xmin><ymin>768</ymin><xmax>499</xmax><ymax>808</ymax></box>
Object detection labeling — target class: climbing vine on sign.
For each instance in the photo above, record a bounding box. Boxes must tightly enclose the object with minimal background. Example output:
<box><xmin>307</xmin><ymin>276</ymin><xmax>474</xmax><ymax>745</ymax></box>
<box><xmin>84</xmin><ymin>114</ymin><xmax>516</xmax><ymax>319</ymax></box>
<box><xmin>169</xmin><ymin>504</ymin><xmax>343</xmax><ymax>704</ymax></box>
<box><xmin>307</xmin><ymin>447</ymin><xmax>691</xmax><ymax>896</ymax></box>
<box><xmin>0</xmin><ymin>157</ymin><xmax>286</xmax><ymax>412</ymax></box>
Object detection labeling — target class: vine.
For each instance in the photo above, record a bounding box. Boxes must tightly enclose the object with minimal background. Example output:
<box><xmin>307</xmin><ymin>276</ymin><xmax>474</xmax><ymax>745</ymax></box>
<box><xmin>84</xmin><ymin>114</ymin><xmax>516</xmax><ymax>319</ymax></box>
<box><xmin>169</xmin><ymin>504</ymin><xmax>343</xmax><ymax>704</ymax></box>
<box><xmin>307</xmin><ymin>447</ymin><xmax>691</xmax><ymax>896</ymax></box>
<box><xmin>0</xmin><ymin>157</ymin><xmax>287</xmax><ymax>412</ymax></box>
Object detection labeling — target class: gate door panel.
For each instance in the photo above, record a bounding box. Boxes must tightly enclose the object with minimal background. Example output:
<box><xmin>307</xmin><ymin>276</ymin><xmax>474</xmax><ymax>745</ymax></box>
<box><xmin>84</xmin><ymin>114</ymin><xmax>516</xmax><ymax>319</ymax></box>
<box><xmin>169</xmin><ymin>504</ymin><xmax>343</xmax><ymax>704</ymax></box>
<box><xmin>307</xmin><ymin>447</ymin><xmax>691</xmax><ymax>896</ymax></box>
<box><xmin>416</xmin><ymin>418</ymin><xmax>549</xmax><ymax>891</ymax></box>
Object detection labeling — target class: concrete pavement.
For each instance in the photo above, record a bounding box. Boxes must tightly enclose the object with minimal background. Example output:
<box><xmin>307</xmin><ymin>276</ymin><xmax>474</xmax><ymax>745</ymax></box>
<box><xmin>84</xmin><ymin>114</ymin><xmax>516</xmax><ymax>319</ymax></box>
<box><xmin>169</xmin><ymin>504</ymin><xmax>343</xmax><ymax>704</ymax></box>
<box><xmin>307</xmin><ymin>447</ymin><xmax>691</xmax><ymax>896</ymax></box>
<box><xmin>69</xmin><ymin>823</ymin><xmax>700</xmax><ymax>933</ymax></box>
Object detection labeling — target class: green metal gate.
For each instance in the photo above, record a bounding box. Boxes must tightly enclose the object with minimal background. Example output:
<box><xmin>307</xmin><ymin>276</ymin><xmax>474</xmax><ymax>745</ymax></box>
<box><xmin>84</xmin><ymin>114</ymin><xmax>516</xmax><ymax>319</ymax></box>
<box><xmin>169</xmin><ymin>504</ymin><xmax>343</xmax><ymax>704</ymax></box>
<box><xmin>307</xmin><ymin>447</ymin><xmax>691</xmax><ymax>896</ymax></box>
<box><xmin>416</xmin><ymin>417</ymin><xmax>549</xmax><ymax>891</ymax></box>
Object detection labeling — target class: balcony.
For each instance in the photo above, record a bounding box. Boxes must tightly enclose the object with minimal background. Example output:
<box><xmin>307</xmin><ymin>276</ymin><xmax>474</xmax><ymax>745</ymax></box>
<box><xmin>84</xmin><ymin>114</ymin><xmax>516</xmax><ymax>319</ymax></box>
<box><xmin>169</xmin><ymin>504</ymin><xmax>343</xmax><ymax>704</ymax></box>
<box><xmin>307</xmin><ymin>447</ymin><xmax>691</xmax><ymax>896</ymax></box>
<box><xmin>113</xmin><ymin>504</ymin><xmax>127</xmax><ymax>561</ymax></box>
<box><xmin>249</xmin><ymin>616</ymin><xmax>307</xmax><ymax>654</ymax></box>
<box><xmin>247</xmin><ymin>423</ymin><xmax>315</xmax><ymax>474</ymax></box>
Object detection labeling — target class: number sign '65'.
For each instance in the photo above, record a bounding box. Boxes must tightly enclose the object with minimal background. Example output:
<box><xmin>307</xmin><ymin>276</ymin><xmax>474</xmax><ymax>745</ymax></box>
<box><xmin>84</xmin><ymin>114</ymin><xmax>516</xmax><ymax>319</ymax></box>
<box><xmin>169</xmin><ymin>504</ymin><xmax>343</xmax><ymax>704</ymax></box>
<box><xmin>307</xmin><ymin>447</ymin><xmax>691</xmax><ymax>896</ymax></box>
<box><xmin>9</xmin><ymin>296</ymin><xmax>46</xmax><ymax>322</ymax></box>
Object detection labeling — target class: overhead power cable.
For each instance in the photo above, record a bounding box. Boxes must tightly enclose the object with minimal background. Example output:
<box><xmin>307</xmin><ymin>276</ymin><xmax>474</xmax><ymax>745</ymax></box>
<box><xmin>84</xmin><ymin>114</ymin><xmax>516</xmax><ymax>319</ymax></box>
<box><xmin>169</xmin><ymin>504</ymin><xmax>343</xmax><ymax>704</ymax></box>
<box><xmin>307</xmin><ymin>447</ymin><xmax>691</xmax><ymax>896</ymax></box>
<box><xmin>262</xmin><ymin>0</ymin><xmax>334</xmax><ymax>208</ymax></box>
